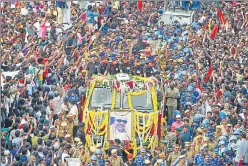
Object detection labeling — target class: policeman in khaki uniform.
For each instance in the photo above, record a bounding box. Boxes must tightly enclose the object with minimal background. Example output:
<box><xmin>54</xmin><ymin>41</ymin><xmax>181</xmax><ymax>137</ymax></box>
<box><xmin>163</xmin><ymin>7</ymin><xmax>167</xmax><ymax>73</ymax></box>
<box><xmin>215</xmin><ymin>125</ymin><xmax>222</xmax><ymax>138</ymax></box>
<box><xmin>79</xmin><ymin>145</ymin><xmax>91</xmax><ymax>164</ymax></box>
<box><xmin>194</xmin><ymin>135</ymin><xmax>203</xmax><ymax>153</ymax></box>
<box><xmin>72</xmin><ymin>137</ymin><xmax>81</xmax><ymax>157</ymax></box>
<box><xmin>77</xmin><ymin>141</ymin><xmax>83</xmax><ymax>149</ymax></box>
<box><xmin>168</xmin><ymin>145</ymin><xmax>180</xmax><ymax>164</ymax></box>
<box><xmin>154</xmin><ymin>159</ymin><xmax>166</xmax><ymax>166</ymax></box>
<box><xmin>64</xmin><ymin>134</ymin><xmax>73</xmax><ymax>144</ymax></box>
<box><xmin>66</xmin><ymin>114</ymin><xmax>74</xmax><ymax>136</ymax></box>
<box><xmin>109</xmin><ymin>149</ymin><xmax>123</xmax><ymax>166</ymax></box>
<box><xmin>208</xmin><ymin>137</ymin><xmax>217</xmax><ymax>152</ymax></box>
<box><xmin>184</xmin><ymin>110</ymin><xmax>193</xmax><ymax>125</ymax></box>
<box><xmin>193</xmin><ymin>128</ymin><xmax>203</xmax><ymax>143</ymax></box>
<box><xmin>58</xmin><ymin>121</ymin><xmax>68</xmax><ymax>137</ymax></box>
<box><xmin>185</xmin><ymin>142</ymin><xmax>194</xmax><ymax>165</ymax></box>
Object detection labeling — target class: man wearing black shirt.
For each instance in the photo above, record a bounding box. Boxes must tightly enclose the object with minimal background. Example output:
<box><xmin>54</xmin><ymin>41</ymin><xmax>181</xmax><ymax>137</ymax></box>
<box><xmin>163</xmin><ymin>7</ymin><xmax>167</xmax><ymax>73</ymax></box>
<box><xmin>228</xmin><ymin>107</ymin><xmax>242</xmax><ymax>126</ymax></box>
<box><xmin>64</xmin><ymin>32</ymin><xmax>75</xmax><ymax>56</ymax></box>
<box><xmin>213</xmin><ymin>111</ymin><xmax>222</xmax><ymax>125</ymax></box>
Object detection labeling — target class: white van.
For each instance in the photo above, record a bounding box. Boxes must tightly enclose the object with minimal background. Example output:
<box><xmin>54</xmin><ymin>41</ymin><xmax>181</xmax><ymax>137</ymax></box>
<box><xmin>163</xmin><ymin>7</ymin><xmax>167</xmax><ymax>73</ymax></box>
<box><xmin>159</xmin><ymin>9</ymin><xmax>195</xmax><ymax>25</ymax></box>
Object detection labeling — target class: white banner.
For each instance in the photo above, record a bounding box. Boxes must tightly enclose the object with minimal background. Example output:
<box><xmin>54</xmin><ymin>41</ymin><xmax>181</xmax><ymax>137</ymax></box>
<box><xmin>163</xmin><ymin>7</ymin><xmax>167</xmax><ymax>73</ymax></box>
<box><xmin>65</xmin><ymin>158</ymin><xmax>81</xmax><ymax>166</ymax></box>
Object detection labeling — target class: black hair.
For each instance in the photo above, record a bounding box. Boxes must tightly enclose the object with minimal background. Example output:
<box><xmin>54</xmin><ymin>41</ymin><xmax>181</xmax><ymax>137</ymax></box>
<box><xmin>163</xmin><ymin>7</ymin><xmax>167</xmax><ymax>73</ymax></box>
<box><xmin>22</xmin><ymin>148</ymin><xmax>28</xmax><ymax>155</ymax></box>
<box><xmin>15</xmin><ymin>130</ymin><xmax>21</xmax><ymax>137</ymax></box>
<box><xmin>40</xmin><ymin>131</ymin><xmax>45</xmax><ymax>137</ymax></box>
<box><xmin>23</xmin><ymin>125</ymin><xmax>29</xmax><ymax>133</ymax></box>
<box><xmin>37</xmin><ymin>138</ymin><xmax>43</xmax><ymax>145</ymax></box>
<box><xmin>15</xmin><ymin>153</ymin><xmax>21</xmax><ymax>161</ymax></box>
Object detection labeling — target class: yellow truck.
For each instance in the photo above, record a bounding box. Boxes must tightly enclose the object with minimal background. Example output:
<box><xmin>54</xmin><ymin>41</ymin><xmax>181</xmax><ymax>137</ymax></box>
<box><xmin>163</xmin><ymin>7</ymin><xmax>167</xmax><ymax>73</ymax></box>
<box><xmin>82</xmin><ymin>73</ymin><xmax>164</xmax><ymax>155</ymax></box>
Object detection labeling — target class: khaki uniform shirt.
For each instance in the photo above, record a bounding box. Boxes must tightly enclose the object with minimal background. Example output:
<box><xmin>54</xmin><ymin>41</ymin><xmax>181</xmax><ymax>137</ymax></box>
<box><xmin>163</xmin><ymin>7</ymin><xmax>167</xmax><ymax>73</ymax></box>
<box><xmin>168</xmin><ymin>152</ymin><xmax>180</xmax><ymax>163</ymax></box>
<box><xmin>66</xmin><ymin>122</ymin><xmax>74</xmax><ymax>136</ymax></box>
<box><xmin>58</xmin><ymin>127</ymin><xmax>67</xmax><ymax>137</ymax></box>
<box><xmin>186</xmin><ymin>150</ymin><xmax>195</xmax><ymax>164</ymax></box>
<box><xmin>214</xmin><ymin>132</ymin><xmax>221</xmax><ymax>138</ymax></box>
<box><xmin>209</xmin><ymin>142</ymin><xmax>217</xmax><ymax>152</ymax></box>
<box><xmin>80</xmin><ymin>153</ymin><xmax>91</xmax><ymax>163</ymax></box>
<box><xmin>110</xmin><ymin>156</ymin><xmax>123</xmax><ymax>166</ymax></box>
<box><xmin>165</xmin><ymin>87</ymin><xmax>180</xmax><ymax>108</ymax></box>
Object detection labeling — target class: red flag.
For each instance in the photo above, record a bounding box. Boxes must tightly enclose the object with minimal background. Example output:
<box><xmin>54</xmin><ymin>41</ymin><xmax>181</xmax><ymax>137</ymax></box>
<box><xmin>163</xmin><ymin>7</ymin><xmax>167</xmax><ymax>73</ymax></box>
<box><xmin>157</xmin><ymin>113</ymin><xmax>162</xmax><ymax>140</ymax></box>
<box><xmin>126</xmin><ymin>81</ymin><xmax>134</xmax><ymax>89</ymax></box>
<box><xmin>137</xmin><ymin>0</ymin><xmax>142</xmax><ymax>11</ymax></box>
<box><xmin>215</xmin><ymin>88</ymin><xmax>223</xmax><ymax>99</ymax></box>
<box><xmin>150</xmin><ymin>123</ymin><xmax>155</xmax><ymax>136</ymax></box>
<box><xmin>210</xmin><ymin>26</ymin><xmax>219</xmax><ymax>40</ymax></box>
<box><xmin>80</xmin><ymin>95</ymin><xmax>86</xmax><ymax>122</ymax></box>
<box><xmin>195</xmin><ymin>77</ymin><xmax>203</xmax><ymax>97</ymax></box>
<box><xmin>203</xmin><ymin>65</ymin><xmax>213</xmax><ymax>83</ymax></box>
<box><xmin>217</xmin><ymin>8</ymin><xmax>226</xmax><ymax>25</ymax></box>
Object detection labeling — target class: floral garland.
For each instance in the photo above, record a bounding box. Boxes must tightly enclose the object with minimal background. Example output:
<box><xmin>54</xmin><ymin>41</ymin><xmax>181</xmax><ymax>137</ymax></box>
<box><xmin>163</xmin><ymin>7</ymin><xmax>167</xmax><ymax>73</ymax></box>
<box><xmin>86</xmin><ymin>135</ymin><xmax>91</xmax><ymax>149</ymax></box>
<box><xmin>132</xmin><ymin>112</ymin><xmax>158</xmax><ymax>155</ymax></box>
<box><xmin>127</xmin><ymin>90</ymin><xmax>147</xmax><ymax>110</ymax></box>
<box><xmin>132</xmin><ymin>76</ymin><xmax>154</xmax><ymax>83</ymax></box>
<box><xmin>134</xmin><ymin>113</ymin><xmax>153</xmax><ymax>133</ymax></box>
<box><xmin>111</xmin><ymin>88</ymin><xmax>116</xmax><ymax>110</ymax></box>
<box><xmin>88</xmin><ymin>118</ymin><xmax>107</xmax><ymax>136</ymax></box>
<box><xmin>88</xmin><ymin>112</ymin><xmax>108</xmax><ymax>132</ymax></box>
<box><xmin>83</xmin><ymin>80</ymin><xmax>96</xmax><ymax>121</ymax></box>
<box><xmin>151</xmin><ymin>86</ymin><xmax>158</xmax><ymax>113</ymax></box>
<box><xmin>84</xmin><ymin>75</ymin><xmax>159</xmax><ymax>154</ymax></box>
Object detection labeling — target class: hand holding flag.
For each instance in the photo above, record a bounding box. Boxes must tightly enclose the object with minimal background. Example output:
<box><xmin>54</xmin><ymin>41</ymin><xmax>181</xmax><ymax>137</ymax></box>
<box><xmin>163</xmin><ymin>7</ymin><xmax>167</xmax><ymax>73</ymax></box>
<box><xmin>137</xmin><ymin>0</ymin><xmax>142</xmax><ymax>11</ymax></box>
<box><xmin>217</xmin><ymin>8</ymin><xmax>226</xmax><ymax>25</ymax></box>
<box><xmin>210</xmin><ymin>26</ymin><xmax>219</xmax><ymax>40</ymax></box>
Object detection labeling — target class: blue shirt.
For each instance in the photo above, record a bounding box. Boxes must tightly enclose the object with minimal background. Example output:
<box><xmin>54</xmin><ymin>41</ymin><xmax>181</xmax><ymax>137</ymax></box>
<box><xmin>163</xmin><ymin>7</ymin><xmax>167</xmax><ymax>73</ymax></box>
<box><xmin>223</xmin><ymin>156</ymin><xmax>232</xmax><ymax>165</ymax></box>
<box><xmin>86</xmin><ymin>10</ymin><xmax>95</xmax><ymax>24</ymax></box>
<box><xmin>210</xmin><ymin>157</ymin><xmax>222</xmax><ymax>166</ymax></box>
<box><xmin>103</xmin><ymin>5</ymin><xmax>111</xmax><ymax>16</ymax></box>
<box><xmin>193</xmin><ymin>154</ymin><xmax>205</xmax><ymax>165</ymax></box>
<box><xmin>97</xmin><ymin>159</ymin><xmax>105</xmax><ymax>166</ymax></box>
<box><xmin>20</xmin><ymin>155</ymin><xmax>28</xmax><ymax>162</ymax></box>
<box><xmin>67</xmin><ymin>94</ymin><xmax>79</xmax><ymax>103</ymax></box>
<box><xmin>199</xmin><ymin>161</ymin><xmax>212</xmax><ymax>166</ymax></box>
<box><xmin>181</xmin><ymin>131</ymin><xmax>191</xmax><ymax>143</ymax></box>
<box><xmin>56</xmin><ymin>1</ymin><xmax>66</xmax><ymax>8</ymax></box>
<box><xmin>134</xmin><ymin>155</ymin><xmax>149</xmax><ymax>166</ymax></box>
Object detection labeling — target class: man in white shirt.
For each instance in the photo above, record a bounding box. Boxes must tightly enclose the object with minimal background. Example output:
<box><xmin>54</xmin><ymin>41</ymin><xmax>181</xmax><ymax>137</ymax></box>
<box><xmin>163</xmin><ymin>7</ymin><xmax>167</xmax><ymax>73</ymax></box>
<box><xmin>20</xmin><ymin>3</ymin><xmax>29</xmax><ymax>16</ymax></box>
<box><xmin>235</xmin><ymin>133</ymin><xmax>248</xmax><ymax>165</ymax></box>
<box><xmin>239</xmin><ymin>108</ymin><xmax>247</xmax><ymax>121</ymax></box>
<box><xmin>61</xmin><ymin>144</ymin><xmax>71</xmax><ymax>164</ymax></box>
<box><xmin>69</xmin><ymin>99</ymin><xmax>79</xmax><ymax>126</ymax></box>
<box><xmin>53</xmin><ymin>85</ymin><xmax>64</xmax><ymax>121</ymax></box>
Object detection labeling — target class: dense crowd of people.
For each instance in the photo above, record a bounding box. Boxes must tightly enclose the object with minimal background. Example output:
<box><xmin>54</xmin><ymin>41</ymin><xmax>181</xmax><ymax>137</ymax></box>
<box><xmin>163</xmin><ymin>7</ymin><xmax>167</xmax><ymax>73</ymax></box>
<box><xmin>1</xmin><ymin>1</ymin><xmax>248</xmax><ymax>166</ymax></box>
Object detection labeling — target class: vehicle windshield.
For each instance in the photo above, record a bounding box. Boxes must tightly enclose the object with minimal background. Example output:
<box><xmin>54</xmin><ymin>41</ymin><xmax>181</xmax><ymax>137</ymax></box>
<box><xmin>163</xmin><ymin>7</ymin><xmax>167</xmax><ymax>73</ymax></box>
<box><xmin>89</xmin><ymin>87</ymin><xmax>153</xmax><ymax>111</ymax></box>
<box><xmin>123</xmin><ymin>92</ymin><xmax>153</xmax><ymax>111</ymax></box>
<box><xmin>89</xmin><ymin>87</ymin><xmax>115</xmax><ymax>109</ymax></box>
